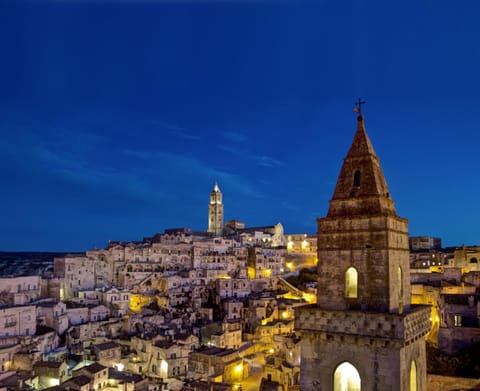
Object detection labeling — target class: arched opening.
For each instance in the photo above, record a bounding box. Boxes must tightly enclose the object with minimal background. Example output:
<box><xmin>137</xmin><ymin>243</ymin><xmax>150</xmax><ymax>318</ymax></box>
<box><xmin>470</xmin><ymin>257</ymin><xmax>478</xmax><ymax>263</ymax></box>
<box><xmin>410</xmin><ymin>360</ymin><xmax>417</xmax><ymax>391</ymax></box>
<box><xmin>334</xmin><ymin>361</ymin><xmax>361</xmax><ymax>391</ymax></box>
<box><xmin>353</xmin><ymin>170</ymin><xmax>361</xmax><ymax>187</ymax></box>
<box><xmin>345</xmin><ymin>267</ymin><xmax>358</xmax><ymax>298</ymax></box>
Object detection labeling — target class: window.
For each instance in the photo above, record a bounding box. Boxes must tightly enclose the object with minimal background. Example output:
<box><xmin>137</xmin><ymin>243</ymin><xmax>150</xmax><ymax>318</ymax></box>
<box><xmin>353</xmin><ymin>170</ymin><xmax>361</xmax><ymax>187</ymax></box>
<box><xmin>410</xmin><ymin>360</ymin><xmax>417</xmax><ymax>391</ymax></box>
<box><xmin>398</xmin><ymin>267</ymin><xmax>403</xmax><ymax>314</ymax></box>
<box><xmin>454</xmin><ymin>314</ymin><xmax>462</xmax><ymax>327</ymax></box>
<box><xmin>334</xmin><ymin>362</ymin><xmax>361</xmax><ymax>391</ymax></box>
<box><xmin>345</xmin><ymin>267</ymin><xmax>358</xmax><ymax>298</ymax></box>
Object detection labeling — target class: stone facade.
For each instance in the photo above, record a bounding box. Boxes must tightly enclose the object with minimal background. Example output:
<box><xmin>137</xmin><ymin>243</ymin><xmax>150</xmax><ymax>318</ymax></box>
<box><xmin>296</xmin><ymin>114</ymin><xmax>431</xmax><ymax>390</ymax></box>
<box><xmin>0</xmin><ymin>305</ymin><xmax>36</xmax><ymax>337</ymax></box>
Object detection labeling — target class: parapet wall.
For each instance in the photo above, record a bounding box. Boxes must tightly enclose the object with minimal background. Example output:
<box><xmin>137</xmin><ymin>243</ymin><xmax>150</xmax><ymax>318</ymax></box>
<box><xmin>295</xmin><ymin>304</ymin><xmax>431</xmax><ymax>347</ymax></box>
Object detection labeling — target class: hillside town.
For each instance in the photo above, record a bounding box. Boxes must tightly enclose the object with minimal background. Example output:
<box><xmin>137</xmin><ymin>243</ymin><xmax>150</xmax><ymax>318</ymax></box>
<box><xmin>4</xmin><ymin>113</ymin><xmax>480</xmax><ymax>391</ymax></box>
<box><xmin>1</xmin><ymin>183</ymin><xmax>480</xmax><ymax>390</ymax></box>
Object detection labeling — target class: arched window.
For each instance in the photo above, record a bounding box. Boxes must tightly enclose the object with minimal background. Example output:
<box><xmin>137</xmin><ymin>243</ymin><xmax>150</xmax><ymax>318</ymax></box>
<box><xmin>345</xmin><ymin>267</ymin><xmax>358</xmax><ymax>298</ymax></box>
<box><xmin>398</xmin><ymin>267</ymin><xmax>403</xmax><ymax>298</ymax></box>
<box><xmin>410</xmin><ymin>360</ymin><xmax>417</xmax><ymax>391</ymax></box>
<box><xmin>398</xmin><ymin>266</ymin><xmax>403</xmax><ymax>314</ymax></box>
<box><xmin>334</xmin><ymin>362</ymin><xmax>361</xmax><ymax>391</ymax></box>
<box><xmin>353</xmin><ymin>170</ymin><xmax>361</xmax><ymax>187</ymax></box>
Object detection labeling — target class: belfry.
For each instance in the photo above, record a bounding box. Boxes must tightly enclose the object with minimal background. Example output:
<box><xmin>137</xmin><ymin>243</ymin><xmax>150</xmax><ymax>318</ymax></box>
<box><xmin>295</xmin><ymin>108</ymin><xmax>431</xmax><ymax>390</ymax></box>
<box><xmin>207</xmin><ymin>182</ymin><xmax>224</xmax><ymax>236</ymax></box>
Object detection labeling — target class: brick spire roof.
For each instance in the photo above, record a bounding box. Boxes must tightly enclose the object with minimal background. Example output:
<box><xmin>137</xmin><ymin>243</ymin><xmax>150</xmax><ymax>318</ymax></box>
<box><xmin>327</xmin><ymin>115</ymin><xmax>397</xmax><ymax>217</ymax></box>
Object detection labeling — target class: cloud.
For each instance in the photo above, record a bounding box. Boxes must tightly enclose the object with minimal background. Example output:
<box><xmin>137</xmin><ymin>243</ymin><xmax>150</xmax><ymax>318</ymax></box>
<box><xmin>280</xmin><ymin>200</ymin><xmax>300</xmax><ymax>211</ymax></box>
<box><xmin>0</xmin><ymin>131</ymin><xmax>165</xmax><ymax>205</ymax></box>
<box><xmin>217</xmin><ymin>144</ymin><xmax>243</xmax><ymax>154</ymax></box>
<box><xmin>148</xmin><ymin>120</ymin><xmax>201</xmax><ymax>140</ymax></box>
<box><xmin>122</xmin><ymin>149</ymin><xmax>263</xmax><ymax>199</ymax></box>
<box><xmin>174</xmin><ymin>130</ymin><xmax>201</xmax><ymax>140</ymax></box>
<box><xmin>253</xmin><ymin>155</ymin><xmax>284</xmax><ymax>168</ymax></box>
<box><xmin>217</xmin><ymin>144</ymin><xmax>284</xmax><ymax>168</ymax></box>
<box><xmin>220</xmin><ymin>131</ymin><xmax>247</xmax><ymax>143</ymax></box>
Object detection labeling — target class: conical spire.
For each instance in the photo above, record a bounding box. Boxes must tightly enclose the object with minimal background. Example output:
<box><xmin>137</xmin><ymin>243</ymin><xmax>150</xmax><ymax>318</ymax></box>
<box><xmin>327</xmin><ymin>115</ymin><xmax>396</xmax><ymax>217</ymax></box>
<box><xmin>213</xmin><ymin>182</ymin><xmax>220</xmax><ymax>192</ymax></box>
<box><xmin>346</xmin><ymin>115</ymin><xmax>377</xmax><ymax>157</ymax></box>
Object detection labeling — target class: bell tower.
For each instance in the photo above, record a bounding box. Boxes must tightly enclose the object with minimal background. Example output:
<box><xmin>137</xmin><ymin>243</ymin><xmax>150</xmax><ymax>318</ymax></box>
<box><xmin>208</xmin><ymin>182</ymin><xmax>224</xmax><ymax>236</ymax></box>
<box><xmin>295</xmin><ymin>109</ymin><xmax>431</xmax><ymax>391</ymax></box>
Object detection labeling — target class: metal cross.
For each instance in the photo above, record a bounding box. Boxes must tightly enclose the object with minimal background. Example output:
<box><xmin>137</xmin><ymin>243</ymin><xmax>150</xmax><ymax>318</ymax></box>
<box><xmin>355</xmin><ymin>98</ymin><xmax>366</xmax><ymax>114</ymax></box>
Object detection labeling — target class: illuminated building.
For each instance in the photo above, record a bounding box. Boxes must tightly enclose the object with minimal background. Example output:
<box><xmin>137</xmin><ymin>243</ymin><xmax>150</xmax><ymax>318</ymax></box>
<box><xmin>295</xmin><ymin>112</ymin><xmax>431</xmax><ymax>390</ymax></box>
<box><xmin>208</xmin><ymin>182</ymin><xmax>224</xmax><ymax>236</ymax></box>
<box><xmin>409</xmin><ymin>236</ymin><xmax>442</xmax><ymax>251</ymax></box>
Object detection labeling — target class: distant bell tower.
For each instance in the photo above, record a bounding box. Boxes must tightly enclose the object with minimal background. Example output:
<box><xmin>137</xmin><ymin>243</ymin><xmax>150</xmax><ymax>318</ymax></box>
<box><xmin>208</xmin><ymin>182</ymin><xmax>224</xmax><ymax>236</ymax></box>
<box><xmin>295</xmin><ymin>106</ymin><xmax>431</xmax><ymax>391</ymax></box>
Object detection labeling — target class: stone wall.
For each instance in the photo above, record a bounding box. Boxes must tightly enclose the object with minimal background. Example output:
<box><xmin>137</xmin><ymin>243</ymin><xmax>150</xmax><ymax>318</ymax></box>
<box><xmin>298</xmin><ymin>332</ymin><xmax>427</xmax><ymax>391</ymax></box>
<box><xmin>296</xmin><ymin>304</ymin><xmax>430</xmax><ymax>345</ymax></box>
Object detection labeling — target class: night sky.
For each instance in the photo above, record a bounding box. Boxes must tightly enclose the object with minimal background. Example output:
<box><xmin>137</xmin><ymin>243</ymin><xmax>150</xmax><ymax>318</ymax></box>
<box><xmin>1</xmin><ymin>0</ymin><xmax>480</xmax><ymax>251</ymax></box>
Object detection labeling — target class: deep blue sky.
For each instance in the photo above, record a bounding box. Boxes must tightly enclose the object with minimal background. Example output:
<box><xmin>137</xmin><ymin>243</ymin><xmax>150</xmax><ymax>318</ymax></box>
<box><xmin>1</xmin><ymin>0</ymin><xmax>479</xmax><ymax>251</ymax></box>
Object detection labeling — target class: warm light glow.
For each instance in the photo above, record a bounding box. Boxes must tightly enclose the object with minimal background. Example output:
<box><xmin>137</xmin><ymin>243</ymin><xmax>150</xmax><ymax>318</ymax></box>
<box><xmin>269</xmin><ymin>348</ymin><xmax>274</xmax><ymax>354</ymax></box>
<box><xmin>410</xmin><ymin>360</ymin><xmax>417</xmax><ymax>391</ymax></box>
<box><xmin>160</xmin><ymin>360</ymin><xmax>168</xmax><ymax>378</ymax></box>
<box><xmin>345</xmin><ymin>267</ymin><xmax>358</xmax><ymax>298</ymax></box>
<box><xmin>301</xmin><ymin>240</ymin><xmax>308</xmax><ymax>250</ymax></box>
<box><xmin>303</xmin><ymin>292</ymin><xmax>316</xmax><ymax>304</ymax></box>
<box><xmin>334</xmin><ymin>362</ymin><xmax>361</xmax><ymax>391</ymax></box>
<box><xmin>282</xmin><ymin>311</ymin><xmax>290</xmax><ymax>319</ymax></box>
<box><xmin>115</xmin><ymin>363</ymin><xmax>124</xmax><ymax>371</ymax></box>
<box><xmin>287</xmin><ymin>241</ymin><xmax>293</xmax><ymax>250</ymax></box>
<box><xmin>264</xmin><ymin>269</ymin><xmax>272</xmax><ymax>278</ymax></box>
<box><xmin>235</xmin><ymin>363</ymin><xmax>243</xmax><ymax>374</ymax></box>
<box><xmin>47</xmin><ymin>378</ymin><xmax>60</xmax><ymax>387</ymax></box>
<box><xmin>286</xmin><ymin>262</ymin><xmax>293</xmax><ymax>271</ymax></box>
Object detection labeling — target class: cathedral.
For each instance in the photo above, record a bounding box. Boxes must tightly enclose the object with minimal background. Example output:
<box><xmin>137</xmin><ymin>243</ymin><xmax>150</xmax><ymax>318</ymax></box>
<box><xmin>207</xmin><ymin>182</ymin><xmax>224</xmax><ymax>236</ymax></box>
<box><xmin>295</xmin><ymin>112</ymin><xmax>431</xmax><ymax>390</ymax></box>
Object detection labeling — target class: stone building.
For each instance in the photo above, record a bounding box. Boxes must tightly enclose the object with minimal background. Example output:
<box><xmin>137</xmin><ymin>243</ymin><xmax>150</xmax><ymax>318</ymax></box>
<box><xmin>0</xmin><ymin>276</ymin><xmax>41</xmax><ymax>305</ymax></box>
<box><xmin>86</xmin><ymin>341</ymin><xmax>122</xmax><ymax>368</ymax></box>
<box><xmin>208</xmin><ymin>182</ymin><xmax>224</xmax><ymax>236</ymax></box>
<box><xmin>32</xmin><ymin>360</ymin><xmax>69</xmax><ymax>389</ymax></box>
<box><xmin>54</xmin><ymin>255</ymin><xmax>96</xmax><ymax>300</ymax></box>
<box><xmin>188</xmin><ymin>347</ymin><xmax>246</xmax><ymax>384</ymax></box>
<box><xmin>295</xmin><ymin>113</ymin><xmax>431</xmax><ymax>390</ymax></box>
<box><xmin>0</xmin><ymin>304</ymin><xmax>36</xmax><ymax>337</ymax></box>
<box><xmin>247</xmin><ymin>247</ymin><xmax>286</xmax><ymax>279</ymax></box>
<box><xmin>409</xmin><ymin>236</ymin><xmax>442</xmax><ymax>251</ymax></box>
<box><xmin>37</xmin><ymin>300</ymin><xmax>69</xmax><ymax>335</ymax></box>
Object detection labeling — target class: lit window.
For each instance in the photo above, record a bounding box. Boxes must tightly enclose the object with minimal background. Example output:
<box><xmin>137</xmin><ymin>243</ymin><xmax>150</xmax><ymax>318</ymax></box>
<box><xmin>398</xmin><ymin>266</ymin><xmax>403</xmax><ymax>314</ymax></box>
<box><xmin>334</xmin><ymin>361</ymin><xmax>361</xmax><ymax>391</ymax></box>
<box><xmin>454</xmin><ymin>314</ymin><xmax>462</xmax><ymax>327</ymax></box>
<box><xmin>345</xmin><ymin>267</ymin><xmax>358</xmax><ymax>298</ymax></box>
<box><xmin>410</xmin><ymin>360</ymin><xmax>417</xmax><ymax>391</ymax></box>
